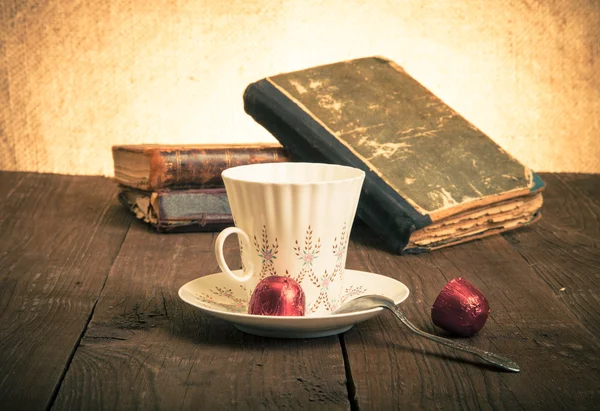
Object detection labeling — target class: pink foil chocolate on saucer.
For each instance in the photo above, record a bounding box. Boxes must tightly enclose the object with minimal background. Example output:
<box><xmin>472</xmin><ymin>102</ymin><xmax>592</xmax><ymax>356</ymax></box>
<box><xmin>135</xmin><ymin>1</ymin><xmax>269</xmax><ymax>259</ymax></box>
<box><xmin>249</xmin><ymin>276</ymin><xmax>306</xmax><ymax>316</ymax></box>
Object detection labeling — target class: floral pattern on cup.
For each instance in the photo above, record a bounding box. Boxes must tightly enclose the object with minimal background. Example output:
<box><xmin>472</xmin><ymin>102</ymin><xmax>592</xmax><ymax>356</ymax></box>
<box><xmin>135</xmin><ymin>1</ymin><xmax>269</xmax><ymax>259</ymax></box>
<box><xmin>253</xmin><ymin>225</ymin><xmax>279</xmax><ymax>279</ymax></box>
<box><xmin>307</xmin><ymin>269</ymin><xmax>336</xmax><ymax>312</ymax></box>
<box><xmin>293</xmin><ymin>225</ymin><xmax>321</xmax><ymax>283</ymax></box>
<box><xmin>332</xmin><ymin>223</ymin><xmax>348</xmax><ymax>281</ymax></box>
<box><xmin>244</xmin><ymin>222</ymin><xmax>349</xmax><ymax>314</ymax></box>
<box><xmin>304</xmin><ymin>222</ymin><xmax>349</xmax><ymax>313</ymax></box>
<box><xmin>247</xmin><ymin>222</ymin><xmax>351</xmax><ymax>314</ymax></box>
<box><xmin>308</xmin><ymin>284</ymin><xmax>368</xmax><ymax>314</ymax></box>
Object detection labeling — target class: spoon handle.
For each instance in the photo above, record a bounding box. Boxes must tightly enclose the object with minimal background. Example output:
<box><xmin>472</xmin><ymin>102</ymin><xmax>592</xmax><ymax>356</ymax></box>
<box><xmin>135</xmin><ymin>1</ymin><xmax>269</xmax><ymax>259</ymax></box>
<box><xmin>386</xmin><ymin>305</ymin><xmax>520</xmax><ymax>373</ymax></box>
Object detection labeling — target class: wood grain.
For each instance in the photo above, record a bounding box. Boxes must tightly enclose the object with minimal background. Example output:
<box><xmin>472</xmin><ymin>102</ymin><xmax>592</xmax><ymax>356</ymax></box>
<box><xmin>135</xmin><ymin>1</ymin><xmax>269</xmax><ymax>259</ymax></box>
<box><xmin>52</xmin><ymin>222</ymin><xmax>350</xmax><ymax>410</ymax></box>
<box><xmin>343</xmin><ymin>222</ymin><xmax>600</xmax><ymax>410</ymax></box>
<box><xmin>0</xmin><ymin>172</ymin><xmax>131</xmax><ymax>410</ymax></box>
<box><xmin>503</xmin><ymin>173</ymin><xmax>600</xmax><ymax>336</ymax></box>
<box><xmin>0</xmin><ymin>171</ymin><xmax>25</xmax><ymax>214</ymax></box>
<box><xmin>1</xmin><ymin>172</ymin><xmax>599</xmax><ymax>410</ymax></box>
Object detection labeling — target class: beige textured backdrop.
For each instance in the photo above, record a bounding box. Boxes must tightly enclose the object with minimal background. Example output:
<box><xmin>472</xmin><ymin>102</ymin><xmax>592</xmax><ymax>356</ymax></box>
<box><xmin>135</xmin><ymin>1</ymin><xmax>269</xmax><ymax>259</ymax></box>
<box><xmin>1</xmin><ymin>0</ymin><xmax>598</xmax><ymax>176</ymax></box>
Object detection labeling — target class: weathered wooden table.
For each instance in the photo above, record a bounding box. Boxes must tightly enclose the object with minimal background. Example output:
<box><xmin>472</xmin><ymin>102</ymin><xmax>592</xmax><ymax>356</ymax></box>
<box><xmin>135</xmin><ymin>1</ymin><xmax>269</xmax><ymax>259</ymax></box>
<box><xmin>1</xmin><ymin>171</ymin><xmax>598</xmax><ymax>410</ymax></box>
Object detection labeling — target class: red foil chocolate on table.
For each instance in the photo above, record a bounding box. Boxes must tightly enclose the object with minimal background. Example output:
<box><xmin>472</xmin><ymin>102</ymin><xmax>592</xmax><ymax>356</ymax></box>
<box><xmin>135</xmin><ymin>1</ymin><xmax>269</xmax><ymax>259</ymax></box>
<box><xmin>431</xmin><ymin>277</ymin><xmax>490</xmax><ymax>337</ymax></box>
<box><xmin>248</xmin><ymin>276</ymin><xmax>306</xmax><ymax>316</ymax></box>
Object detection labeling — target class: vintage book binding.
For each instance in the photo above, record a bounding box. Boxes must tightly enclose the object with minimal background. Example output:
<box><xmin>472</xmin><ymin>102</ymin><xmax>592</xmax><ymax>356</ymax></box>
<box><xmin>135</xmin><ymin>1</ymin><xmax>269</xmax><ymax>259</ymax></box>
<box><xmin>119</xmin><ymin>187</ymin><xmax>233</xmax><ymax>233</ymax></box>
<box><xmin>243</xmin><ymin>56</ymin><xmax>545</xmax><ymax>254</ymax></box>
<box><xmin>113</xmin><ymin>144</ymin><xmax>289</xmax><ymax>190</ymax></box>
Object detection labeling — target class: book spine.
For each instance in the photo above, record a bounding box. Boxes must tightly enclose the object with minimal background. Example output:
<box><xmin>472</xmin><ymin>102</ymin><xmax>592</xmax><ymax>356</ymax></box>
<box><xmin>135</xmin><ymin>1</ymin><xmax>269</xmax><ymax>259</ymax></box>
<box><xmin>243</xmin><ymin>80</ymin><xmax>429</xmax><ymax>254</ymax></box>
<box><xmin>154</xmin><ymin>216</ymin><xmax>234</xmax><ymax>233</ymax></box>
<box><xmin>118</xmin><ymin>188</ymin><xmax>234</xmax><ymax>233</ymax></box>
<box><xmin>146</xmin><ymin>147</ymin><xmax>289</xmax><ymax>190</ymax></box>
<box><xmin>152</xmin><ymin>188</ymin><xmax>232</xmax><ymax>221</ymax></box>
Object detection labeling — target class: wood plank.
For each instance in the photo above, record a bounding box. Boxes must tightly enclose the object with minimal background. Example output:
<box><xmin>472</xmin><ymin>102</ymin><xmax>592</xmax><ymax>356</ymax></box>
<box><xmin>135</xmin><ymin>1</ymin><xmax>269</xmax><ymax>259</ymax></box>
<box><xmin>53</xmin><ymin>223</ymin><xmax>350</xmax><ymax>410</ymax></box>
<box><xmin>0</xmin><ymin>172</ymin><xmax>132</xmax><ymax>410</ymax></box>
<box><xmin>0</xmin><ymin>170</ymin><xmax>25</xmax><ymax>211</ymax></box>
<box><xmin>503</xmin><ymin>173</ymin><xmax>600</xmax><ymax>336</ymax></box>
<box><xmin>342</xmin><ymin>224</ymin><xmax>600</xmax><ymax>410</ymax></box>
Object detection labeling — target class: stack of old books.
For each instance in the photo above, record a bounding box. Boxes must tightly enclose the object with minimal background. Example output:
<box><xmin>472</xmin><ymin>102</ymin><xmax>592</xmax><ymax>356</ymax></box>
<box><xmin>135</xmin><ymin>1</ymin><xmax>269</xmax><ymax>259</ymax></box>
<box><xmin>112</xmin><ymin>144</ymin><xmax>289</xmax><ymax>232</ymax></box>
<box><xmin>113</xmin><ymin>56</ymin><xmax>546</xmax><ymax>255</ymax></box>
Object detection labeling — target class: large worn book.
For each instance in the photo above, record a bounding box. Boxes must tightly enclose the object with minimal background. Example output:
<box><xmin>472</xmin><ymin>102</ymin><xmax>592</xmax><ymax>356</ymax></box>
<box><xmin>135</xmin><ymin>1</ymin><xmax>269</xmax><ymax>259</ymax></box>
<box><xmin>113</xmin><ymin>144</ymin><xmax>289</xmax><ymax>190</ymax></box>
<box><xmin>243</xmin><ymin>56</ymin><xmax>545</xmax><ymax>254</ymax></box>
<box><xmin>118</xmin><ymin>187</ymin><xmax>233</xmax><ymax>233</ymax></box>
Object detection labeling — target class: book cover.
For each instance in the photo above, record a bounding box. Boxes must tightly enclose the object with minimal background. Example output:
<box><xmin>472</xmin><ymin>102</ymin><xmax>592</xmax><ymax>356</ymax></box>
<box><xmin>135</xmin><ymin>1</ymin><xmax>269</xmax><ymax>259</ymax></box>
<box><xmin>119</xmin><ymin>187</ymin><xmax>233</xmax><ymax>233</ymax></box>
<box><xmin>243</xmin><ymin>56</ymin><xmax>545</xmax><ymax>253</ymax></box>
<box><xmin>113</xmin><ymin>144</ymin><xmax>290</xmax><ymax>190</ymax></box>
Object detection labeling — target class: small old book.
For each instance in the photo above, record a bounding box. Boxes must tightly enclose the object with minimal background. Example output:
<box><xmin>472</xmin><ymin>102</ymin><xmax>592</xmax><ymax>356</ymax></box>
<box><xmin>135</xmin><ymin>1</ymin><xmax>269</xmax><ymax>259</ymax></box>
<box><xmin>243</xmin><ymin>56</ymin><xmax>545</xmax><ymax>254</ymax></box>
<box><xmin>112</xmin><ymin>144</ymin><xmax>289</xmax><ymax>190</ymax></box>
<box><xmin>118</xmin><ymin>187</ymin><xmax>233</xmax><ymax>233</ymax></box>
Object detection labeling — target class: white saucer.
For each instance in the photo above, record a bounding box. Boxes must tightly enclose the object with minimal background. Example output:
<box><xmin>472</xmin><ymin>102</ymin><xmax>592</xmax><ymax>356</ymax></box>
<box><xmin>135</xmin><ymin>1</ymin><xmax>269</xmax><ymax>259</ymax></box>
<box><xmin>178</xmin><ymin>269</ymin><xmax>410</xmax><ymax>339</ymax></box>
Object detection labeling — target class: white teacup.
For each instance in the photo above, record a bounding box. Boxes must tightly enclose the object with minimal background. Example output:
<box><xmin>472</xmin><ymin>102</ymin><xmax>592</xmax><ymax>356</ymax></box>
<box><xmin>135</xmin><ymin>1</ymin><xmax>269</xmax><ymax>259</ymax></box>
<box><xmin>214</xmin><ymin>162</ymin><xmax>365</xmax><ymax>316</ymax></box>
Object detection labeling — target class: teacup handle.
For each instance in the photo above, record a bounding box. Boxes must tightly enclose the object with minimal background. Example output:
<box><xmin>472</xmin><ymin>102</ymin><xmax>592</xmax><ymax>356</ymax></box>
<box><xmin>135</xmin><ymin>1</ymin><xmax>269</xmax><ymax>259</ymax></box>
<box><xmin>215</xmin><ymin>227</ymin><xmax>254</xmax><ymax>282</ymax></box>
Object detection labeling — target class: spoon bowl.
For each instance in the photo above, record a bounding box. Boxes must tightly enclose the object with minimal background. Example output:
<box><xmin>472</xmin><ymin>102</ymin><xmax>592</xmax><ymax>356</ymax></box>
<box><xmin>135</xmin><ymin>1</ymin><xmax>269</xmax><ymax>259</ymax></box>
<box><xmin>333</xmin><ymin>294</ymin><xmax>520</xmax><ymax>372</ymax></box>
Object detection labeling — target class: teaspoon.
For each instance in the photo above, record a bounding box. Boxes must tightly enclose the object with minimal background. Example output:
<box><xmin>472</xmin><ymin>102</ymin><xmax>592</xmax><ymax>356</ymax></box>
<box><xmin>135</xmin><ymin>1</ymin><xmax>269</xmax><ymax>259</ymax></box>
<box><xmin>333</xmin><ymin>294</ymin><xmax>520</xmax><ymax>372</ymax></box>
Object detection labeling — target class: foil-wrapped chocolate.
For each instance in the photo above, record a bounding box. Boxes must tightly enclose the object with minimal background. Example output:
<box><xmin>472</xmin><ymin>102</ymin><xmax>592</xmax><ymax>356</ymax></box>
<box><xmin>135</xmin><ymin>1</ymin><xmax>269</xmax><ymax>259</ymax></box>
<box><xmin>431</xmin><ymin>277</ymin><xmax>490</xmax><ymax>337</ymax></box>
<box><xmin>248</xmin><ymin>276</ymin><xmax>306</xmax><ymax>316</ymax></box>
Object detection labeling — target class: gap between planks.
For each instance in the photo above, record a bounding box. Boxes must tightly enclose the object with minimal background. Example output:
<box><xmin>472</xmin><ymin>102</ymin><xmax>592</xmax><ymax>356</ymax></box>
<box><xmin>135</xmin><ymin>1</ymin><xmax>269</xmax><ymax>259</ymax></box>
<box><xmin>339</xmin><ymin>334</ymin><xmax>359</xmax><ymax>411</ymax></box>
<box><xmin>44</xmin><ymin>217</ymin><xmax>133</xmax><ymax>411</ymax></box>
